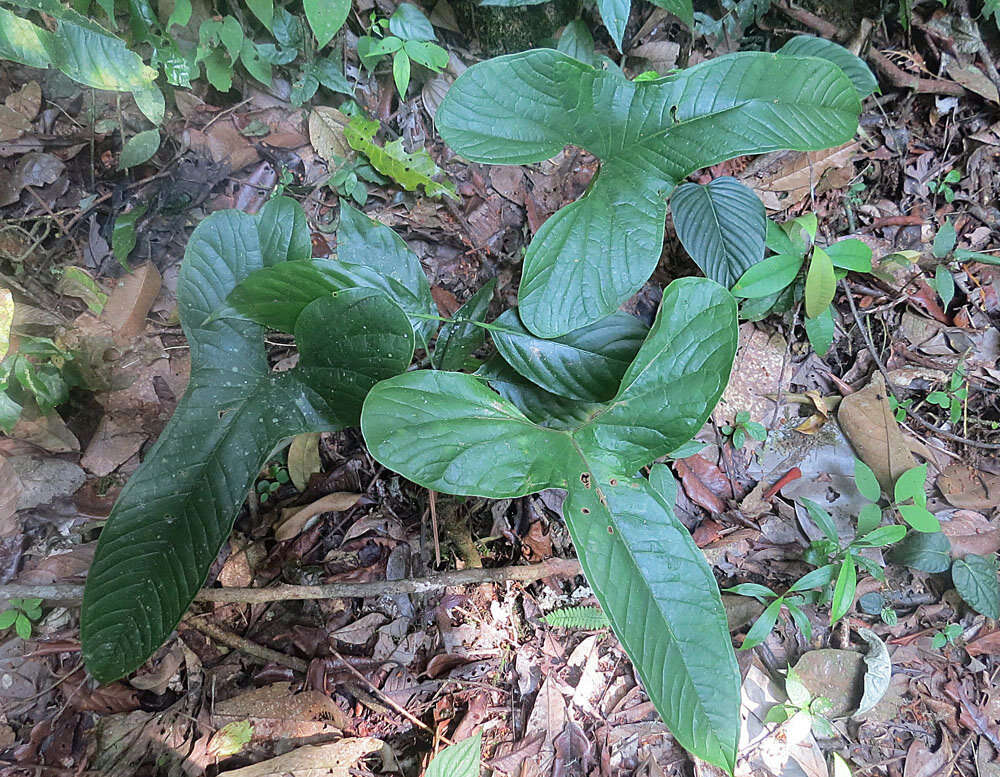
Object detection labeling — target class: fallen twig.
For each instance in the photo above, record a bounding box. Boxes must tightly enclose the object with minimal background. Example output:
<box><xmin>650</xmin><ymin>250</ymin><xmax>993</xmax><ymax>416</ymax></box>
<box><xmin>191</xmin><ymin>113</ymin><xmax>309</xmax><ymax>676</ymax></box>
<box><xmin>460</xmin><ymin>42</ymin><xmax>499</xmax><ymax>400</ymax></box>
<box><xmin>0</xmin><ymin>557</ymin><xmax>582</xmax><ymax>604</ymax></box>
<box><xmin>182</xmin><ymin>615</ymin><xmax>308</xmax><ymax>672</ymax></box>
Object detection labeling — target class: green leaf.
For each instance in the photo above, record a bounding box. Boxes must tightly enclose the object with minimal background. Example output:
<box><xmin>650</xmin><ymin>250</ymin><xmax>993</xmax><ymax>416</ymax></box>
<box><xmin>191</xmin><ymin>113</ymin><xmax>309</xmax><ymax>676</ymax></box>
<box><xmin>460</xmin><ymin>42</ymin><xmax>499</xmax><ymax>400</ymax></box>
<box><xmin>15</xmin><ymin>613</ymin><xmax>30</xmax><ymax>639</ymax></box>
<box><xmin>732</xmin><ymin>253</ymin><xmax>805</xmax><ymax>298</ymax></box>
<box><xmin>854</xmin><ymin>525</ymin><xmax>906</xmax><ymax>547</ymax></box>
<box><xmin>392</xmin><ymin>48</ymin><xmax>410</xmax><ymax>98</ymax></box>
<box><xmin>831</xmin><ymin>557</ymin><xmax>856</xmax><ymax>623</ymax></box>
<box><xmin>595</xmin><ymin>0</ymin><xmax>629</xmax><ymax>49</ymax></box>
<box><xmin>425</xmin><ymin>731</ymin><xmax>482</xmax><ymax>777</ymax></box>
<box><xmin>788</xmin><ymin>564</ymin><xmax>837</xmax><ymax>592</ymax></box>
<box><xmin>0</xmin><ymin>392</ymin><xmax>21</xmax><ymax>433</ymax></box>
<box><xmin>786</xmin><ymin>602</ymin><xmax>812</xmax><ymax>641</ymax></box>
<box><xmin>542</xmin><ymin>606</ymin><xmax>610</xmax><ymax>629</ymax></box>
<box><xmin>898</xmin><ymin>504</ymin><xmax>940</xmax><ymax>533</ymax></box>
<box><xmin>888</xmin><ymin>531</ymin><xmax>952</xmax><ymax>573</ymax></box>
<box><xmin>119</xmin><ymin>129</ymin><xmax>160</xmax><ymax>170</ymax></box>
<box><xmin>670</xmin><ymin>177</ymin><xmax>767</xmax><ymax>288</ymax></box>
<box><xmin>649</xmin><ymin>0</ymin><xmax>694</xmax><ymax>26</ymax></box>
<box><xmin>777</xmin><ymin>35</ymin><xmax>878</xmax><ymax>97</ymax></box>
<box><xmin>361</xmin><ymin>278</ymin><xmax>741</xmax><ymax>771</ymax></box>
<box><xmin>0</xmin><ymin>609</ymin><xmax>17</xmax><ymax>630</ymax></box>
<box><xmin>894</xmin><ymin>464</ymin><xmax>927</xmax><ymax>506</ymax></box>
<box><xmin>801</xmin><ymin>498</ymin><xmax>839</xmax><ymax>544</ymax></box>
<box><xmin>244</xmin><ymin>0</ymin><xmax>273</xmax><ymax>29</ymax></box>
<box><xmin>740</xmin><ymin>598</ymin><xmax>782</xmax><ymax>650</ymax></box>
<box><xmin>432</xmin><ymin>280</ymin><xmax>495</xmax><ymax>371</ymax></box>
<box><xmin>403</xmin><ymin>39</ymin><xmax>448</xmax><ymax>70</ymax></box>
<box><xmin>80</xmin><ymin>210</ymin><xmax>412</xmax><ymax>683</ymax></box>
<box><xmin>0</xmin><ymin>287</ymin><xmax>12</xmax><ymax>362</ymax></box>
<box><xmin>725</xmin><ymin>582</ymin><xmax>776</xmax><ymax>601</ymax></box>
<box><xmin>825</xmin><ymin>238</ymin><xmax>873</xmax><ymax>272</ymax></box>
<box><xmin>804</xmin><ymin>305</ymin><xmax>834</xmax><ymax>356</ymax></box>
<box><xmin>934</xmin><ymin>264</ymin><xmax>955</xmax><ymax>309</ymax></box>
<box><xmin>257</xmin><ymin>196</ymin><xmax>312</xmax><ymax>264</ymax></box>
<box><xmin>785</xmin><ymin>667</ymin><xmax>812</xmax><ymax>708</ymax></box>
<box><xmin>854</xmin><ymin>458</ymin><xmax>882</xmax><ymax>502</ymax></box>
<box><xmin>476</xmin><ymin>356</ymin><xmax>600</xmax><ymax>430</ymax></box>
<box><xmin>132</xmin><ymin>86</ymin><xmax>164</xmax><ymax>125</ymax></box>
<box><xmin>805</xmin><ymin>247</ymin><xmax>836</xmax><ymax>319</ymax></box>
<box><xmin>357</xmin><ymin>34</ymin><xmax>402</xmax><ymax>68</ymax></box>
<box><xmin>933</xmin><ymin>220</ymin><xmax>956</xmax><ymax>259</ymax></box>
<box><xmin>345</xmin><ymin>115</ymin><xmax>457</xmax><ymax>200</ymax></box>
<box><xmin>648</xmin><ymin>460</ymin><xmax>678</xmax><ymax>506</ymax></box>
<box><xmin>491</xmin><ymin>310</ymin><xmax>648</xmax><ymax>402</ymax></box>
<box><xmin>556</xmin><ymin>19</ymin><xmax>595</xmax><ymax>65</ymax></box>
<box><xmin>304</xmin><ymin>0</ymin><xmax>349</xmax><ymax>47</ymax></box>
<box><xmin>111</xmin><ymin>202</ymin><xmax>149</xmax><ymax>268</ymax></box>
<box><xmin>437</xmin><ymin>49</ymin><xmax>861</xmax><ymax>337</ymax></box>
<box><xmin>856</xmin><ymin>503</ymin><xmax>883</xmax><ymax>536</ymax></box>
<box><xmin>0</xmin><ymin>7</ymin><xmax>53</xmax><ymax>68</ymax></box>
<box><xmin>953</xmin><ymin>554</ymin><xmax>1000</xmax><ymax>619</ymax></box>
<box><xmin>166</xmin><ymin>0</ymin><xmax>191</xmax><ymax>29</ymax></box>
<box><xmin>389</xmin><ymin>2</ymin><xmax>435</xmax><ymax>40</ymax></box>
<box><xmin>955</xmin><ymin>248</ymin><xmax>1000</xmax><ymax>265</ymax></box>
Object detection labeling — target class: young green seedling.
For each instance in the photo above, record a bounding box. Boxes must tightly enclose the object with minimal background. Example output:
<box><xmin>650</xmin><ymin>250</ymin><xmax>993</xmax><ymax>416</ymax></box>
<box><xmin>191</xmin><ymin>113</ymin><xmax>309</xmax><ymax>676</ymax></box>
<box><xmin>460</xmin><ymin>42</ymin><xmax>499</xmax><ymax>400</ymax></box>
<box><xmin>0</xmin><ymin>598</ymin><xmax>43</xmax><ymax>640</ymax></box>
<box><xmin>358</xmin><ymin>5</ymin><xmax>449</xmax><ymax>98</ymax></box>
<box><xmin>765</xmin><ymin>667</ymin><xmax>836</xmax><ymax>740</ymax></box>
<box><xmin>720</xmin><ymin>410</ymin><xmax>767</xmax><ymax>450</ymax></box>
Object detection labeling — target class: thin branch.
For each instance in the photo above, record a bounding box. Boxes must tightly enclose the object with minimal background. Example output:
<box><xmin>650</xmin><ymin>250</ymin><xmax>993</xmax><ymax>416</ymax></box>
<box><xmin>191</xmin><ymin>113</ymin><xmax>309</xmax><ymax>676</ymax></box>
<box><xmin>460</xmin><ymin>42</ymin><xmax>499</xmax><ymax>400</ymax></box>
<box><xmin>0</xmin><ymin>557</ymin><xmax>582</xmax><ymax>604</ymax></box>
<box><xmin>182</xmin><ymin>616</ymin><xmax>307</xmax><ymax>672</ymax></box>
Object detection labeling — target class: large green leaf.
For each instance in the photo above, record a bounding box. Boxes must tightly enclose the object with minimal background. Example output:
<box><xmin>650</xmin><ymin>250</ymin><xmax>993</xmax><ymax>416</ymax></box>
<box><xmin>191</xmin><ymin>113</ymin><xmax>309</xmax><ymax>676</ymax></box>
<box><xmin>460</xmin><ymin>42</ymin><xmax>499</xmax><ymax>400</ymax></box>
<box><xmin>595</xmin><ymin>0</ymin><xmax>629</xmax><ymax>49</ymax></box>
<box><xmin>437</xmin><ymin>48</ymin><xmax>861</xmax><ymax>337</ymax></box>
<box><xmin>81</xmin><ymin>211</ymin><xmax>413</xmax><ymax>684</ymax></box>
<box><xmin>670</xmin><ymin>177</ymin><xmax>766</xmax><ymax>288</ymax></box>
<box><xmin>304</xmin><ymin>0</ymin><xmax>349</xmax><ymax>47</ymax></box>
<box><xmin>0</xmin><ymin>6</ymin><xmax>52</xmax><ymax>68</ymax></box>
<box><xmin>258</xmin><ymin>196</ymin><xmax>313</xmax><ymax>264</ymax></box>
<box><xmin>778</xmin><ymin>35</ymin><xmax>878</xmax><ymax>97</ymax></box>
<box><xmin>490</xmin><ymin>310</ymin><xmax>648</xmax><ymax>402</ymax></box>
<box><xmin>432</xmin><ymin>279</ymin><xmax>495</xmax><ymax>371</ymax></box>
<box><xmin>360</xmin><ymin>277</ymin><xmax>740</xmax><ymax>769</ymax></box>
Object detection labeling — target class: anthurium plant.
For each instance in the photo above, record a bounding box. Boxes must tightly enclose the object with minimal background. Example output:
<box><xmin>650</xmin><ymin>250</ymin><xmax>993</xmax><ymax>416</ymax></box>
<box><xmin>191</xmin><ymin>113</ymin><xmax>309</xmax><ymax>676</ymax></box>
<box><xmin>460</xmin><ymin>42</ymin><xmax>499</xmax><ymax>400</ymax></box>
<box><xmin>81</xmin><ymin>36</ymin><xmax>873</xmax><ymax>773</ymax></box>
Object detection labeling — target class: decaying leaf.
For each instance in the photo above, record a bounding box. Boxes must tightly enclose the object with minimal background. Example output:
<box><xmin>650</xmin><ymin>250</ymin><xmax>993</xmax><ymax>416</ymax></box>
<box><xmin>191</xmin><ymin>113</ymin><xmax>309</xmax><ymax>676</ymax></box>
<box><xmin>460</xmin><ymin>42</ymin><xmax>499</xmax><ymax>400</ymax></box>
<box><xmin>287</xmin><ymin>432</ymin><xmax>322</xmax><ymax>492</ymax></box>
<box><xmin>5</xmin><ymin>81</ymin><xmax>41</xmax><ymax>121</ymax></box>
<box><xmin>741</xmin><ymin>142</ymin><xmax>859</xmax><ymax>210</ymax></box>
<box><xmin>274</xmin><ymin>492</ymin><xmax>363</xmax><ymax>541</ymax></box>
<box><xmin>837</xmin><ymin>373</ymin><xmax>916</xmax><ymax>491</ymax></box>
<box><xmin>217</xmin><ymin>737</ymin><xmax>387</xmax><ymax>777</ymax></box>
<box><xmin>345</xmin><ymin>116</ymin><xmax>457</xmax><ymax>199</ymax></box>
<box><xmin>212</xmin><ymin>682</ymin><xmax>351</xmax><ymax>737</ymax></box>
<box><xmin>0</xmin><ymin>456</ymin><xmax>23</xmax><ymax>536</ymax></box>
<box><xmin>941</xmin><ymin>510</ymin><xmax>1000</xmax><ymax>558</ymax></box>
<box><xmin>938</xmin><ymin>463</ymin><xmax>1000</xmax><ymax>511</ymax></box>
<box><xmin>855</xmin><ymin>628</ymin><xmax>891</xmax><ymax>717</ymax></box>
<box><xmin>100</xmin><ymin>263</ymin><xmax>162</xmax><ymax>342</ymax></box>
<box><xmin>308</xmin><ymin>106</ymin><xmax>352</xmax><ymax>163</ymax></box>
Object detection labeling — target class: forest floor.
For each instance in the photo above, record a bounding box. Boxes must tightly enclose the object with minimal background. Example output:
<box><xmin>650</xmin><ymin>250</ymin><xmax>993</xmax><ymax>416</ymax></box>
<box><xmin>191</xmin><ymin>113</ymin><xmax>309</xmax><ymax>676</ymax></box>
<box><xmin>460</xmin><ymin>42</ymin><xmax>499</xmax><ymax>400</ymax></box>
<box><xmin>2</xmin><ymin>1</ymin><xmax>1000</xmax><ymax>775</ymax></box>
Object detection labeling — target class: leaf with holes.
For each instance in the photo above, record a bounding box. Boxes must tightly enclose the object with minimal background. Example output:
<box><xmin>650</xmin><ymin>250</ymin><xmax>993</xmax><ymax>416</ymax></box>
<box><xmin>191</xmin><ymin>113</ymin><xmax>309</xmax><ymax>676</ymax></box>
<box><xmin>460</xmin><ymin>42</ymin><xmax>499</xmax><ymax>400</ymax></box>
<box><xmin>80</xmin><ymin>208</ymin><xmax>414</xmax><ymax>683</ymax></box>
<box><xmin>670</xmin><ymin>177</ymin><xmax>766</xmax><ymax>288</ymax></box>
<box><xmin>437</xmin><ymin>48</ymin><xmax>861</xmax><ymax>337</ymax></box>
<box><xmin>362</xmin><ymin>277</ymin><xmax>740</xmax><ymax>770</ymax></box>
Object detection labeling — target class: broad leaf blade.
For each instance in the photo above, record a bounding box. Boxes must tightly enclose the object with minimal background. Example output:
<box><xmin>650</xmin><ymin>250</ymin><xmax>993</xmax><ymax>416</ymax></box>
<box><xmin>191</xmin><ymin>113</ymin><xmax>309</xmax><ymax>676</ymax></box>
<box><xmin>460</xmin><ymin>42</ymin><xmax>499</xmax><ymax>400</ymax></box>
<box><xmin>438</xmin><ymin>49</ymin><xmax>861</xmax><ymax>336</ymax></box>
<box><xmin>952</xmin><ymin>554</ymin><xmax>1000</xmax><ymax>619</ymax></box>
<box><xmin>425</xmin><ymin>731</ymin><xmax>482</xmax><ymax>777</ymax></box>
<box><xmin>304</xmin><ymin>0</ymin><xmax>349</xmax><ymax>47</ymax></box>
<box><xmin>361</xmin><ymin>370</ymin><xmax>578</xmax><ymax>497</ymax></box>
<box><xmin>258</xmin><ymin>196</ymin><xmax>312</xmax><ymax>264</ymax></box>
<box><xmin>595</xmin><ymin>0</ymin><xmax>629</xmax><ymax>49</ymax></box>
<box><xmin>80</xmin><ymin>212</ymin><xmax>339</xmax><ymax>683</ymax></box>
<box><xmin>574</xmin><ymin>278</ymin><xmax>738</xmax><ymax>472</ymax></box>
<box><xmin>563</xmin><ymin>472</ymin><xmax>740</xmax><ymax>770</ymax></box>
<box><xmin>778</xmin><ymin>35</ymin><xmax>878</xmax><ymax>97</ymax></box>
<box><xmin>671</xmin><ymin>177</ymin><xmax>766</xmax><ymax>287</ymax></box>
<box><xmin>491</xmin><ymin>310</ymin><xmax>648</xmax><ymax>401</ymax></box>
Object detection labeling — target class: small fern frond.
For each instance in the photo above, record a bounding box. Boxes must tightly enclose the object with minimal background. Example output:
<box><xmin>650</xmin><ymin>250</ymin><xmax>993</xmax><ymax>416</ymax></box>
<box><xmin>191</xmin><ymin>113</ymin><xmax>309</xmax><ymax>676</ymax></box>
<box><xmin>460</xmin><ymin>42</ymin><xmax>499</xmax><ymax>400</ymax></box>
<box><xmin>542</xmin><ymin>606</ymin><xmax>610</xmax><ymax>630</ymax></box>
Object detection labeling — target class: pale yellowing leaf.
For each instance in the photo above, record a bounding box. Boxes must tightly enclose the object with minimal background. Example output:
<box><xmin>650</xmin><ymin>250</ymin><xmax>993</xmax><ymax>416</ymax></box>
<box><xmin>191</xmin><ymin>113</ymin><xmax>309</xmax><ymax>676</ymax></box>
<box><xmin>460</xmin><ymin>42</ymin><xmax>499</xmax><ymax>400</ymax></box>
<box><xmin>0</xmin><ymin>288</ymin><xmax>13</xmax><ymax>361</ymax></box>
<box><xmin>287</xmin><ymin>432</ymin><xmax>322</xmax><ymax>492</ymax></box>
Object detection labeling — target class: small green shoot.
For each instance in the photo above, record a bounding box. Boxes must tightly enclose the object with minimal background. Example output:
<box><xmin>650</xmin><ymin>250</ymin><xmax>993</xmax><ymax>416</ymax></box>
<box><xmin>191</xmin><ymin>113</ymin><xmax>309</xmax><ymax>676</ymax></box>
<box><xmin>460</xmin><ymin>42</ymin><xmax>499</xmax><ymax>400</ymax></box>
<box><xmin>0</xmin><ymin>598</ymin><xmax>43</xmax><ymax>639</ymax></box>
<box><xmin>927</xmin><ymin>168</ymin><xmax>961</xmax><ymax>204</ymax></box>
<box><xmin>765</xmin><ymin>667</ymin><xmax>836</xmax><ymax>740</ymax></box>
<box><xmin>358</xmin><ymin>6</ymin><xmax>448</xmax><ymax>99</ymax></box>
<box><xmin>931</xmin><ymin>622</ymin><xmax>962</xmax><ymax>650</ymax></box>
<box><xmin>256</xmin><ymin>462</ymin><xmax>291</xmax><ymax>504</ymax></box>
<box><xmin>925</xmin><ymin>360</ymin><xmax>967</xmax><ymax>426</ymax></box>
<box><xmin>720</xmin><ymin>410</ymin><xmax>767</xmax><ymax>450</ymax></box>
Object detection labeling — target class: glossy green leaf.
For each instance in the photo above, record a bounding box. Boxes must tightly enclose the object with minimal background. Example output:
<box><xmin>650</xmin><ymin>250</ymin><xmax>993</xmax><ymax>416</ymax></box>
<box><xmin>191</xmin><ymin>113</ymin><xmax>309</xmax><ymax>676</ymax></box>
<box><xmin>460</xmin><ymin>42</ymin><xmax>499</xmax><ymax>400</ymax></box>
<box><xmin>671</xmin><ymin>177</ymin><xmax>766</xmax><ymax>288</ymax></box>
<box><xmin>361</xmin><ymin>278</ymin><xmax>740</xmax><ymax>770</ymax></box>
<box><xmin>132</xmin><ymin>86</ymin><xmax>165</xmax><ymax>125</ymax></box>
<box><xmin>257</xmin><ymin>196</ymin><xmax>312</xmax><ymax>264</ymax></box>
<box><xmin>933</xmin><ymin>220</ymin><xmax>956</xmax><ymax>259</ymax></box>
<box><xmin>894</xmin><ymin>464</ymin><xmax>927</xmax><ymax>506</ymax></box>
<box><xmin>389</xmin><ymin>3</ymin><xmax>435</xmax><ymax>40</ymax></box>
<box><xmin>425</xmin><ymin>731</ymin><xmax>481</xmax><ymax>777</ymax></box>
<box><xmin>119</xmin><ymin>129</ymin><xmax>160</xmax><ymax>170</ymax></box>
<box><xmin>437</xmin><ymin>48</ymin><xmax>860</xmax><ymax>337</ymax></box>
<box><xmin>854</xmin><ymin>525</ymin><xmax>906</xmax><ymax>547</ymax></box>
<box><xmin>491</xmin><ymin>310</ymin><xmax>648</xmax><ymax>402</ymax></box>
<box><xmin>80</xmin><ymin>211</ymin><xmax>412</xmax><ymax>684</ymax></box>
<box><xmin>111</xmin><ymin>201</ymin><xmax>149</xmax><ymax>268</ymax></box>
<box><xmin>854</xmin><ymin>458</ymin><xmax>882</xmax><ymax>502</ymax></box>
<box><xmin>740</xmin><ymin>598</ymin><xmax>782</xmax><ymax>650</ymax></box>
<box><xmin>953</xmin><ymin>554</ymin><xmax>1000</xmax><ymax>619</ymax></box>
<box><xmin>543</xmin><ymin>605</ymin><xmax>610</xmax><ymax>629</ymax></box>
<box><xmin>788</xmin><ymin>564</ymin><xmax>837</xmax><ymax>592</ymax></box>
<box><xmin>304</xmin><ymin>0</ymin><xmax>349</xmax><ymax>47</ymax></box>
<box><xmin>556</xmin><ymin>19</ymin><xmax>595</xmax><ymax>65</ymax></box>
<box><xmin>476</xmin><ymin>356</ymin><xmax>600</xmax><ymax>430</ymax></box>
<box><xmin>392</xmin><ymin>48</ymin><xmax>410</xmax><ymax>97</ymax></box>
<box><xmin>432</xmin><ymin>280</ymin><xmax>495</xmax><ymax>371</ymax></box>
<box><xmin>345</xmin><ymin>115</ymin><xmax>457</xmax><ymax>200</ymax></box>
<box><xmin>856</xmin><ymin>503</ymin><xmax>883</xmax><ymax>536</ymax></box>
<box><xmin>732</xmin><ymin>253</ymin><xmax>805</xmax><ymax>298</ymax></box>
<box><xmin>825</xmin><ymin>238</ymin><xmax>873</xmax><ymax>272</ymax></box>
<box><xmin>403</xmin><ymin>39</ymin><xmax>448</xmax><ymax>70</ymax></box>
<box><xmin>934</xmin><ymin>264</ymin><xmax>955</xmax><ymax>309</ymax></box>
<box><xmin>245</xmin><ymin>0</ymin><xmax>273</xmax><ymax>29</ymax></box>
<box><xmin>831</xmin><ymin>557</ymin><xmax>856</xmax><ymax>623</ymax></box>
<box><xmin>804</xmin><ymin>305</ymin><xmax>834</xmax><ymax>356</ymax></box>
<box><xmin>649</xmin><ymin>0</ymin><xmax>694</xmax><ymax>25</ymax></box>
<box><xmin>805</xmin><ymin>247</ymin><xmax>836</xmax><ymax>318</ymax></box>
<box><xmin>888</xmin><ymin>531</ymin><xmax>951</xmax><ymax>572</ymax></box>
<box><xmin>648</xmin><ymin>460</ymin><xmax>678</xmax><ymax>506</ymax></box>
<box><xmin>777</xmin><ymin>35</ymin><xmax>878</xmax><ymax>97</ymax></box>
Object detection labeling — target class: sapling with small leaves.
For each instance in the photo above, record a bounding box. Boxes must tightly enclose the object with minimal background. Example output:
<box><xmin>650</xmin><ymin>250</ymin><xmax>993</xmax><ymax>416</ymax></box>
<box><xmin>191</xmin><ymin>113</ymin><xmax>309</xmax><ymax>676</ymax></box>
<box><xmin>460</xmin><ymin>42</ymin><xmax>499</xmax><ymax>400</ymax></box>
<box><xmin>720</xmin><ymin>410</ymin><xmax>767</xmax><ymax>450</ymax></box>
<box><xmin>766</xmin><ymin>667</ymin><xmax>836</xmax><ymax>740</ymax></box>
<box><xmin>0</xmin><ymin>598</ymin><xmax>42</xmax><ymax>639</ymax></box>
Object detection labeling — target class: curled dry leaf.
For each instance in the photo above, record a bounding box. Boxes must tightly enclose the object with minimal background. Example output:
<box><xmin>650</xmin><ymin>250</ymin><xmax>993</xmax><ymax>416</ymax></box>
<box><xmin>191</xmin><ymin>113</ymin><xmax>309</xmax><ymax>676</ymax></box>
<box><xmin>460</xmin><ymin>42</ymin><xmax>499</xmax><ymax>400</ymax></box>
<box><xmin>837</xmin><ymin>373</ymin><xmax>916</xmax><ymax>492</ymax></box>
<box><xmin>287</xmin><ymin>432</ymin><xmax>322</xmax><ymax>492</ymax></box>
<box><xmin>674</xmin><ymin>455</ymin><xmax>730</xmax><ymax>514</ymax></box>
<box><xmin>740</xmin><ymin>142</ymin><xmax>859</xmax><ymax>211</ymax></box>
<box><xmin>274</xmin><ymin>492</ymin><xmax>363</xmax><ymax>541</ymax></box>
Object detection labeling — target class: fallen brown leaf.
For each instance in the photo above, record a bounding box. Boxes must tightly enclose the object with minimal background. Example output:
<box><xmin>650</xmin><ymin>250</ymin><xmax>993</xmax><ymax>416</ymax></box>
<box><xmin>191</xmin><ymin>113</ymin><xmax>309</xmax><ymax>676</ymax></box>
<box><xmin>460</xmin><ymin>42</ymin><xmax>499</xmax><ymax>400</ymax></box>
<box><xmin>674</xmin><ymin>455</ymin><xmax>731</xmax><ymax>514</ymax></box>
<box><xmin>0</xmin><ymin>456</ymin><xmax>23</xmax><ymax>536</ymax></box>
<box><xmin>837</xmin><ymin>373</ymin><xmax>916</xmax><ymax>492</ymax></box>
<box><xmin>275</xmin><ymin>492</ymin><xmax>363</xmax><ymax>541</ymax></box>
<box><xmin>287</xmin><ymin>432</ymin><xmax>322</xmax><ymax>493</ymax></box>
<box><xmin>100</xmin><ymin>263</ymin><xmax>162</xmax><ymax>343</ymax></box>
<box><xmin>5</xmin><ymin>81</ymin><xmax>41</xmax><ymax>121</ymax></box>
<box><xmin>941</xmin><ymin>510</ymin><xmax>1000</xmax><ymax>558</ymax></box>
<box><xmin>212</xmin><ymin>682</ymin><xmax>351</xmax><ymax>736</ymax></box>
<box><xmin>217</xmin><ymin>737</ymin><xmax>386</xmax><ymax>777</ymax></box>
<box><xmin>308</xmin><ymin>106</ymin><xmax>352</xmax><ymax>163</ymax></box>
<box><xmin>938</xmin><ymin>463</ymin><xmax>1000</xmax><ymax>511</ymax></box>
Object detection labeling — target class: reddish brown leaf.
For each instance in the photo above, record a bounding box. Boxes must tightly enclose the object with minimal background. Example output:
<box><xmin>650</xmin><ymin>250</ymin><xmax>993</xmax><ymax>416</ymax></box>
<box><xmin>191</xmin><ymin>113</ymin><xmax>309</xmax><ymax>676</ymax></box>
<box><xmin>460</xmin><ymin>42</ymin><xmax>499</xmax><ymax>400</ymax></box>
<box><xmin>674</xmin><ymin>455</ymin><xmax>731</xmax><ymax>514</ymax></box>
